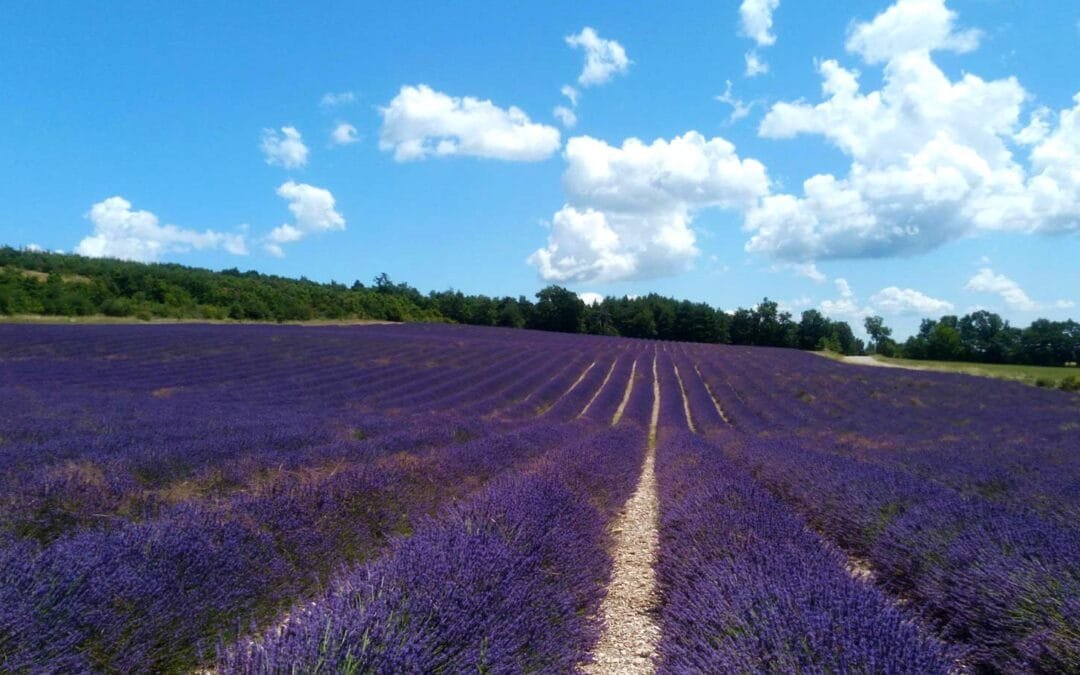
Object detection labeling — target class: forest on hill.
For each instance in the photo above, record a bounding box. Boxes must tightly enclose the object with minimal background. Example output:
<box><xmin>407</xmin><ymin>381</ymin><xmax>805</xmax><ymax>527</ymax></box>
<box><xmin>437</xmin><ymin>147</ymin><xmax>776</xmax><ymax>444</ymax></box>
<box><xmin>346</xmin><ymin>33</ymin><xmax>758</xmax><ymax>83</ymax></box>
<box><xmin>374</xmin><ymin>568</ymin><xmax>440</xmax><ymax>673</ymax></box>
<box><xmin>1</xmin><ymin>246</ymin><xmax>1077</xmax><ymax>367</ymax></box>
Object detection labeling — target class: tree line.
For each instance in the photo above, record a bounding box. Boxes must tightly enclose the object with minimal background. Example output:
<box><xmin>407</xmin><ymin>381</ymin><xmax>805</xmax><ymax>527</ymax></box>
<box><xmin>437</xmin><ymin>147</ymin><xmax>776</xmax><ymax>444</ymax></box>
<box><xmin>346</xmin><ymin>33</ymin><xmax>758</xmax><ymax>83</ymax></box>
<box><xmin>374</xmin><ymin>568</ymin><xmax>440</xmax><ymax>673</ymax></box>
<box><xmin>0</xmin><ymin>248</ymin><xmax>862</xmax><ymax>352</ymax></box>
<box><xmin>431</xmin><ymin>285</ymin><xmax>864</xmax><ymax>354</ymax></box>
<box><xmin>2</xmin><ymin>247</ymin><xmax>1076</xmax><ymax>366</ymax></box>
<box><xmin>864</xmin><ymin>311</ymin><xmax>1079</xmax><ymax>367</ymax></box>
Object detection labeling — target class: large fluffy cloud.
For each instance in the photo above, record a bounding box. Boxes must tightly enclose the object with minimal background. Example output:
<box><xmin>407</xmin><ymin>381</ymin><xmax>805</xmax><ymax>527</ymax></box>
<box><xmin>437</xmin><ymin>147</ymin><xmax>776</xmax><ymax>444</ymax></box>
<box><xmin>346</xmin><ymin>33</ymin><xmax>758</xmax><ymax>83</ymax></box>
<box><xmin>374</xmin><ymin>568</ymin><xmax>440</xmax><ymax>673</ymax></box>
<box><xmin>379</xmin><ymin>85</ymin><xmax>560</xmax><ymax>161</ymax></box>
<box><xmin>530</xmin><ymin>205</ymin><xmax>690</xmax><ymax>283</ymax></box>
<box><xmin>565</xmin><ymin>27</ymin><xmax>630</xmax><ymax>87</ymax></box>
<box><xmin>260</xmin><ymin>126</ymin><xmax>309</xmax><ymax>169</ymax></box>
<box><xmin>529</xmin><ymin>132</ymin><xmax>769</xmax><ymax>282</ymax></box>
<box><xmin>747</xmin><ymin>0</ymin><xmax>1080</xmax><ymax>262</ymax></box>
<box><xmin>265</xmin><ymin>181</ymin><xmax>346</xmax><ymax>257</ymax></box>
<box><xmin>75</xmin><ymin>197</ymin><xmax>247</xmax><ymax>262</ymax></box>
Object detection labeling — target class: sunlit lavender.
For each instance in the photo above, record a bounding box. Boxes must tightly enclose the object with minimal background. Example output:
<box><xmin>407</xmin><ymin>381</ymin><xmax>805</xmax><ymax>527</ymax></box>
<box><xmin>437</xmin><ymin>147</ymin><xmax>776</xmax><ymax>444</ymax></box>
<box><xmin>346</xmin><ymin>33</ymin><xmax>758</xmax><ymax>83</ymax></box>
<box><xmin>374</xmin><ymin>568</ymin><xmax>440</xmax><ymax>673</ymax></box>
<box><xmin>1</xmin><ymin>323</ymin><xmax>1077</xmax><ymax>672</ymax></box>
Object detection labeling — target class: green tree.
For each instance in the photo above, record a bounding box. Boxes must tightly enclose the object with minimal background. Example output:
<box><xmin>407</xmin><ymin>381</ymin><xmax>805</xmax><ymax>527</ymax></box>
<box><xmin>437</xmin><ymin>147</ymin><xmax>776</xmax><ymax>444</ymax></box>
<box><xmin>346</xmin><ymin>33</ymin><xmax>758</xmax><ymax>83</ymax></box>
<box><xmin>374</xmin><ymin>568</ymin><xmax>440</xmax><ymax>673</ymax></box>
<box><xmin>1020</xmin><ymin>319</ymin><xmax>1078</xmax><ymax>366</ymax></box>
<box><xmin>864</xmin><ymin>315</ymin><xmax>896</xmax><ymax>356</ymax></box>
<box><xmin>531</xmin><ymin>286</ymin><xmax>586</xmax><ymax>333</ymax></box>
<box><xmin>798</xmin><ymin>309</ymin><xmax>832</xmax><ymax>350</ymax></box>
<box><xmin>958</xmin><ymin>310</ymin><xmax>1006</xmax><ymax>362</ymax></box>
<box><xmin>926</xmin><ymin>321</ymin><xmax>964</xmax><ymax>360</ymax></box>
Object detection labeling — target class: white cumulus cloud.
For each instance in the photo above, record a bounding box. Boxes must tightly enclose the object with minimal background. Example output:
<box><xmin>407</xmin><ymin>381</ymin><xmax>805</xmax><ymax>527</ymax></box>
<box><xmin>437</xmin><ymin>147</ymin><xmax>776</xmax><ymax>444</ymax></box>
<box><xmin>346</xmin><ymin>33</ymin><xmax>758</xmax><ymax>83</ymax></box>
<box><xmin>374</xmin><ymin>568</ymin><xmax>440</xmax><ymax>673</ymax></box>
<box><xmin>330</xmin><ymin>122</ymin><xmax>360</xmax><ymax>146</ymax></box>
<box><xmin>846</xmin><ymin>0</ymin><xmax>981</xmax><ymax>65</ymax></box>
<box><xmin>265</xmin><ymin>182</ymin><xmax>346</xmax><ymax>257</ymax></box>
<box><xmin>820</xmin><ymin>278</ymin><xmax>954</xmax><ymax>324</ymax></box>
<box><xmin>870</xmin><ymin>286</ymin><xmax>955</xmax><ymax>315</ymax></box>
<box><xmin>740</xmin><ymin>0</ymin><xmax>780</xmax><ymax>47</ymax></box>
<box><xmin>578</xmin><ymin>291</ymin><xmax>604</xmax><ymax>306</ymax></box>
<box><xmin>379</xmin><ymin>84</ymin><xmax>560</xmax><ymax>162</ymax></box>
<box><xmin>963</xmin><ymin>267</ymin><xmax>1048</xmax><ymax>311</ymax></box>
<box><xmin>561</xmin><ymin>133</ymin><xmax>769</xmax><ymax>213</ymax></box>
<box><xmin>747</xmin><ymin>0</ymin><xmax>1080</xmax><ymax>263</ymax></box>
<box><xmin>529</xmin><ymin>132</ymin><xmax>770</xmax><ymax>283</ymax></box>
<box><xmin>76</xmin><ymin>197</ymin><xmax>247</xmax><ymax>262</ymax></box>
<box><xmin>260</xmin><ymin>126</ymin><xmax>309</xmax><ymax>169</ymax></box>
<box><xmin>566</xmin><ymin>27</ymin><xmax>631</xmax><ymax>87</ymax></box>
<box><xmin>739</xmin><ymin>1</ymin><xmax>778</xmax><ymax>77</ymax></box>
<box><xmin>529</xmin><ymin>207</ymin><xmax>636</xmax><ymax>283</ymax></box>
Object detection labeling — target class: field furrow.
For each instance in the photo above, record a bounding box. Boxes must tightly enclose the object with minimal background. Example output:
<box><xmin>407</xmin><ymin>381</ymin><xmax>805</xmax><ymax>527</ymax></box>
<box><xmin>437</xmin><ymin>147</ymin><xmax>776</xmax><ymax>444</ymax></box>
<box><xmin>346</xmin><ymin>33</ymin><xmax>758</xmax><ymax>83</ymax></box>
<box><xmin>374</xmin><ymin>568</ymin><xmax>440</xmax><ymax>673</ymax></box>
<box><xmin>1</xmin><ymin>323</ymin><xmax>1076</xmax><ymax>673</ymax></box>
<box><xmin>586</xmin><ymin>350</ymin><xmax>662</xmax><ymax>673</ymax></box>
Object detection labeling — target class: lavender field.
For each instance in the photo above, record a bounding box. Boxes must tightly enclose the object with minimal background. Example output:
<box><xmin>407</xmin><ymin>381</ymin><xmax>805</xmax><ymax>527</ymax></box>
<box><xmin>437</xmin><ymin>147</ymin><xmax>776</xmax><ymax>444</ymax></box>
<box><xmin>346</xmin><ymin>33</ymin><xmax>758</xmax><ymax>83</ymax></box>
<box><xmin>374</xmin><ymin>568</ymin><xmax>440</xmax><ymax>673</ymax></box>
<box><xmin>1</xmin><ymin>323</ymin><xmax>1077</xmax><ymax>673</ymax></box>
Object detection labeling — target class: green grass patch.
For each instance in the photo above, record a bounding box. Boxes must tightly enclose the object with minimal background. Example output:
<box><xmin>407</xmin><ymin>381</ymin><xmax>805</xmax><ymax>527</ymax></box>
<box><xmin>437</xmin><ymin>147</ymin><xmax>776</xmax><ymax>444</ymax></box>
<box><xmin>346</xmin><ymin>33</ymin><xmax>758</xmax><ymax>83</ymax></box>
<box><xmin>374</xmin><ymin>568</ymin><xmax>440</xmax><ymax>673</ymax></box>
<box><xmin>0</xmin><ymin>313</ymin><xmax>397</xmax><ymax>326</ymax></box>
<box><xmin>870</xmin><ymin>355</ymin><xmax>1080</xmax><ymax>387</ymax></box>
<box><xmin>813</xmin><ymin>349</ymin><xmax>849</xmax><ymax>362</ymax></box>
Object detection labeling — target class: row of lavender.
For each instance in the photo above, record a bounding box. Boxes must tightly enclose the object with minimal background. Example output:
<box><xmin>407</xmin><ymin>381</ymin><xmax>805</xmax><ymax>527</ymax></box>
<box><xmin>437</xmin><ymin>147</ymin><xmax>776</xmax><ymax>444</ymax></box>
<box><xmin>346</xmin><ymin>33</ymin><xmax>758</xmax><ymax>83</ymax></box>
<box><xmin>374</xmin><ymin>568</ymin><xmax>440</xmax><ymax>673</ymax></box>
<box><xmin>217</xmin><ymin>344</ymin><xmax>660</xmax><ymax>672</ymax></box>
<box><xmin>655</xmin><ymin>428</ymin><xmax>955</xmax><ymax>672</ymax></box>
<box><xmin>3</xmin><ymin>322</ymin><xmax>1077</xmax><ymax>671</ymax></box>
<box><xmin>683</xmin><ymin>343</ymin><xmax>1080</xmax><ymax>671</ymax></box>
<box><xmin>686</xmin><ymin>342</ymin><xmax>1080</xmax><ymax>524</ymax></box>
<box><xmin>0</xmin><ymin>324</ymin><xmax>625</xmax><ymax>544</ymax></box>
<box><xmin>0</xmin><ymin>324</ymin><xmax>654</xmax><ymax>671</ymax></box>
<box><xmin>220</xmin><ymin>423</ymin><xmax>647</xmax><ymax>672</ymax></box>
<box><xmin>642</xmin><ymin>351</ymin><xmax>946</xmax><ymax>671</ymax></box>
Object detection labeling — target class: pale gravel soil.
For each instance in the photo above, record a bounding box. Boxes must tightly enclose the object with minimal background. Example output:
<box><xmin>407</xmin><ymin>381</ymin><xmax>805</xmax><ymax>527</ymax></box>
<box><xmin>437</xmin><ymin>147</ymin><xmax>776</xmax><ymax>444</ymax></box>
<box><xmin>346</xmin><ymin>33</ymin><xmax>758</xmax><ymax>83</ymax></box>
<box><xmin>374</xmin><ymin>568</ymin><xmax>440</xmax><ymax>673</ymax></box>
<box><xmin>670</xmin><ymin>361</ymin><xmax>695</xmax><ymax>433</ymax></box>
<box><xmin>561</xmin><ymin>361</ymin><xmax>598</xmax><ymax>400</ymax></box>
<box><xmin>840</xmin><ymin>355</ymin><xmax>925</xmax><ymax>370</ymax></box>
<box><xmin>584</xmin><ymin>352</ymin><xmax>661</xmax><ymax>674</ymax></box>
<box><xmin>611</xmin><ymin>359</ymin><xmax>639</xmax><ymax>426</ymax></box>
<box><xmin>692</xmin><ymin>363</ymin><xmax>731</xmax><ymax>425</ymax></box>
<box><xmin>579</xmin><ymin>358</ymin><xmax>620</xmax><ymax>419</ymax></box>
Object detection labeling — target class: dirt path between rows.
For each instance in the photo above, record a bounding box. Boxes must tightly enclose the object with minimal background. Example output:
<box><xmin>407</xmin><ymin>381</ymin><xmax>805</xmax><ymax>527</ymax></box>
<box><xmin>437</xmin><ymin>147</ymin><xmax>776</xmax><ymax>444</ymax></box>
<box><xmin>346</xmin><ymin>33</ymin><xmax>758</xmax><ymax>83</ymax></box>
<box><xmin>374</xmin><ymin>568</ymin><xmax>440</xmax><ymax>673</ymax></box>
<box><xmin>585</xmin><ymin>351</ymin><xmax>661</xmax><ymax>674</ymax></box>
<box><xmin>580</xmin><ymin>358</ymin><xmax>619</xmax><ymax>419</ymax></box>
<box><xmin>611</xmin><ymin>359</ymin><xmax>638</xmax><ymax>426</ymax></box>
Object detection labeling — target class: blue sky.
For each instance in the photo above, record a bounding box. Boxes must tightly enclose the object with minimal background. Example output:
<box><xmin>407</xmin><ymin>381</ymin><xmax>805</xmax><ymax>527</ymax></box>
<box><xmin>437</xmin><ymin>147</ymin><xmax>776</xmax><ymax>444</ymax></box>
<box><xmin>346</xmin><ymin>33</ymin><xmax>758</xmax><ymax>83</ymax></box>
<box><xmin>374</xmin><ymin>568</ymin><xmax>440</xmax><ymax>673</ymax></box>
<box><xmin>1</xmin><ymin>0</ymin><xmax>1077</xmax><ymax>337</ymax></box>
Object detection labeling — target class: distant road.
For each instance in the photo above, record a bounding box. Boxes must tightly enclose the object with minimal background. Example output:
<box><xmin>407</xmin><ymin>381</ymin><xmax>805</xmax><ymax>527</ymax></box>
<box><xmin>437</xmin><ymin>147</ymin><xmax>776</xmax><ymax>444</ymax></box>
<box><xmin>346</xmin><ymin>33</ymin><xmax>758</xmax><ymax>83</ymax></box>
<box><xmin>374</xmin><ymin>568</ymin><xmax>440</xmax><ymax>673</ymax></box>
<box><xmin>840</xmin><ymin>355</ymin><xmax>922</xmax><ymax>370</ymax></box>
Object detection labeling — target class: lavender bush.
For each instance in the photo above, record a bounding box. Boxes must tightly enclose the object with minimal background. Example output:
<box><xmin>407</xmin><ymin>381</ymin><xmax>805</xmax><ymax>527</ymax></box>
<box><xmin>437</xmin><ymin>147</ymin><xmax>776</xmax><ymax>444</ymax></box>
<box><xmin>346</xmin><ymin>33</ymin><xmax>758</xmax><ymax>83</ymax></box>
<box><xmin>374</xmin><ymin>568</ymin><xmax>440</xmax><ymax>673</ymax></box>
<box><xmin>655</xmin><ymin>428</ymin><xmax>955</xmax><ymax>672</ymax></box>
<box><xmin>1</xmin><ymin>323</ymin><xmax>1077</xmax><ymax>671</ymax></box>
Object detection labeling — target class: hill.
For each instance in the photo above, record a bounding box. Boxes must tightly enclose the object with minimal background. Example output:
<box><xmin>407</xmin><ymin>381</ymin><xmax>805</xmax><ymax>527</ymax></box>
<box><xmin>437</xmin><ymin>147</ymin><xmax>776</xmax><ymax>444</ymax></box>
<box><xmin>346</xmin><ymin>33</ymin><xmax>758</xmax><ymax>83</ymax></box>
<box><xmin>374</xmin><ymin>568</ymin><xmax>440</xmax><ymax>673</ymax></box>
<box><xmin>2</xmin><ymin>247</ymin><xmax>1076</xmax><ymax>375</ymax></box>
